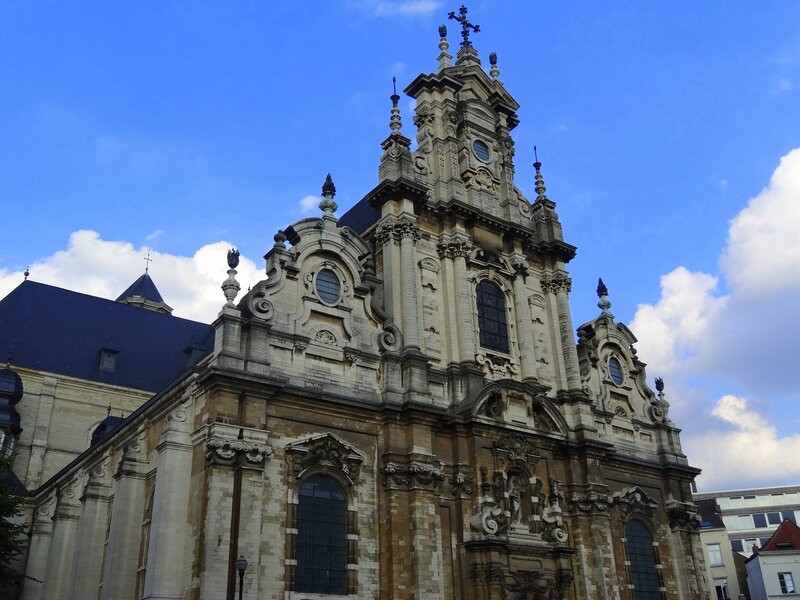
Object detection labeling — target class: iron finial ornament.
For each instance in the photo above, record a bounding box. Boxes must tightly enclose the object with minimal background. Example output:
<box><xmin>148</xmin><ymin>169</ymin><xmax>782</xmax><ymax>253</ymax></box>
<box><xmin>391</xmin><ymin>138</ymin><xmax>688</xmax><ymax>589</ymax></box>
<box><xmin>439</xmin><ymin>24</ymin><xmax>447</xmax><ymax>39</ymax></box>
<box><xmin>143</xmin><ymin>249</ymin><xmax>153</xmax><ymax>273</ymax></box>
<box><xmin>24</xmin><ymin>266</ymin><xmax>29</xmax><ymax>281</ymax></box>
<box><xmin>320</xmin><ymin>173</ymin><xmax>338</xmax><ymax>215</ymax></box>
<box><xmin>596</xmin><ymin>278</ymin><xmax>608</xmax><ymax>298</ymax></box>
<box><xmin>489</xmin><ymin>51</ymin><xmax>499</xmax><ymax>79</ymax></box>
<box><xmin>655</xmin><ymin>377</ymin><xmax>664</xmax><ymax>393</ymax></box>
<box><xmin>389</xmin><ymin>76</ymin><xmax>402</xmax><ymax>133</ymax></box>
<box><xmin>448</xmin><ymin>5</ymin><xmax>480</xmax><ymax>48</ymax></box>
<box><xmin>227</xmin><ymin>248</ymin><xmax>240</xmax><ymax>269</ymax></box>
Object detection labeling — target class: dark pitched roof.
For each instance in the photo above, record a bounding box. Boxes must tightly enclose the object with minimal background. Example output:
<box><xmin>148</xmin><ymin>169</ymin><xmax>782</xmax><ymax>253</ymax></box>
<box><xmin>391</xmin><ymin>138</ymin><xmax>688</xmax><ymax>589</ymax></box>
<box><xmin>760</xmin><ymin>519</ymin><xmax>800</xmax><ymax>553</ymax></box>
<box><xmin>0</xmin><ymin>281</ymin><xmax>213</xmax><ymax>392</ymax></box>
<box><xmin>338</xmin><ymin>197</ymin><xmax>381</xmax><ymax>235</ymax></box>
<box><xmin>695</xmin><ymin>498</ymin><xmax>725</xmax><ymax>529</ymax></box>
<box><xmin>116</xmin><ymin>272</ymin><xmax>164</xmax><ymax>303</ymax></box>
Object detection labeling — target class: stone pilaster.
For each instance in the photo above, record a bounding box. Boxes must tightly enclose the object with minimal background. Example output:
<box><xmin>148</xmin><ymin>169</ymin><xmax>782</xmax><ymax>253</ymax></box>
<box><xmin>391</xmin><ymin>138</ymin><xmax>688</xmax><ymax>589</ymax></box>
<box><xmin>437</xmin><ymin>237</ymin><xmax>475</xmax><ymax>363</ymax></box>
<box><xmin>142</xmin><ymin>395</ymin><xmax>194</xmax><ymax>600</ymax></box>
<box><xmin>542</xmin><ymin>273</ymin><xmax>581</xmax><ymax>391</ymax></box>
<box><xmin>68</xmin><ymin>457</ymin><xmax>113</xmax><ymax>600</ymax></box>
<box><xmin>42</xmin><ymin>476</ymin><xmax>82</xmax><ymax>600</ymax></box>
<box><xmin>25</xmin><ymin>376</ymin><xmax>57</xmax><ymax>489</ymax></box>
<box><xmin>19</xmin><ymin>495</ymin><xmax>56</xmax><ymax>600</ymax></box>
<box><xmin>511</xmin><ymin>260</ymin><xmax>537</xmax><ymax>380</ymax></box>
<box><xmin>99</xmin><ymin>432</ymin><xmax>150</xmax><ymax>600</ymax></box>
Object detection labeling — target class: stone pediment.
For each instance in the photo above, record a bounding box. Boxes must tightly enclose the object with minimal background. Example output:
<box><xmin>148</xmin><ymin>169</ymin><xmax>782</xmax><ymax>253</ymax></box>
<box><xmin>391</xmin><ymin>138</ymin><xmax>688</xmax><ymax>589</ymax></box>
<box><xmin>455</xmin><ymin>382</ymin><xmax>566</xmax><ymax>435</ymax></box>
<box><xmin>285</xmin><ymin>432</ymin><xmax>366</xmax><ymax>485</ymax></box>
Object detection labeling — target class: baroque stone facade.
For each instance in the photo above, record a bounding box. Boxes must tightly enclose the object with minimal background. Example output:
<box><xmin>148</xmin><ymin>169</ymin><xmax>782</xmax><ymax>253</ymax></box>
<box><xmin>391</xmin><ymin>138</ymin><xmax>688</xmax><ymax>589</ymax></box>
<box><xmin>11</xmin><ymin>8</ymin><xmax>708</xmax><ymax>600</ymax></box>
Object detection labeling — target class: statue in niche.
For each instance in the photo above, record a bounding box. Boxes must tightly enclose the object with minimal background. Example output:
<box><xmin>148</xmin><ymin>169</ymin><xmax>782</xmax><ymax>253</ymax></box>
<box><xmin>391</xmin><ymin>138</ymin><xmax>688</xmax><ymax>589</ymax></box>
<box><xmin>508</xmin><ymin>474</ymin><xmax>524</xmax><ymax>524</ymax></box>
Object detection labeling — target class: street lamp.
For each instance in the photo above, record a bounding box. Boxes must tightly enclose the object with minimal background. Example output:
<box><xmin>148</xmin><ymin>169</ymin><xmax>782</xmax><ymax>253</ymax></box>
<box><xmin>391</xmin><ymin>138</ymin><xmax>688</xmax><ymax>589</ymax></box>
<box><xmin>235</xmin><ymin>555</ymin><xmax>248</xmax><ymax>600</ymax></box>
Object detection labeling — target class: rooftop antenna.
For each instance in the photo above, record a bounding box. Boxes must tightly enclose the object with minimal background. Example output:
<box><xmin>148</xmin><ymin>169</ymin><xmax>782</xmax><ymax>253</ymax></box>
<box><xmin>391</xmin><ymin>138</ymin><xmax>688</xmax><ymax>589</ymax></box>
<box><xmin>144</xmin><ymin>250</ymin><xmax>153</xmax><ymax>273</ymax></box>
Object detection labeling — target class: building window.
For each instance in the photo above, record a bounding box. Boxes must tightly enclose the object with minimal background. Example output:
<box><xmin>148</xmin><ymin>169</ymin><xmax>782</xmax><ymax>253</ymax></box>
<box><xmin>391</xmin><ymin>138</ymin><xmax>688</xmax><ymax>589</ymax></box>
<box><xmin>779</xmin><ymin>572</ymin><xmax>796</xmax><ymax>594</ymax></box>
<box><xmin>296</xmin><ymin>475</ymin><xmax>347</xmax><ymax>595</ymax></box>
<box><xmin>315</xmin><ymin>268</ymin><xmax>341</xmax><ymax>305</ymax></box>
<box><xmin>753</xmin><ymin>513</ymin><xmax>768</xmax><ymax>528</ymax></box>
<box><xmin>730</xmin><ymin>539</ymin><xmax>744</xmax><ymax>553</ymax></box>
<box><xmin>476</xmin><ymin>280</ymin><xmax>509</xmax><ymax>353</ymax></box>
<box><xmin>608</xmin><ymin>356</ymin><xmax>624</xmax><ymax>385</ymax></box>
<box><xmin>707</xmin><ymin>543</ymin><xmax>724</xmax><ymax>567</ymax></box>
<box><xmin>99</xmin><ymin>348</ymin><xmax>119</xmax><ymax>372</ymax></box>
<box><xmin>713</xmin><ymin>579</ymin><xmax>729</xmax><ymax>600</ymax></box>
<box><xmin>768</xmin><ymin>511</ymin><xmax>782</xmax><ymax>525</ymax></box>
<box><xmin>625</xmin><ymin>519</ymin><xmax>661</xmax><ymax>599</ymax></box>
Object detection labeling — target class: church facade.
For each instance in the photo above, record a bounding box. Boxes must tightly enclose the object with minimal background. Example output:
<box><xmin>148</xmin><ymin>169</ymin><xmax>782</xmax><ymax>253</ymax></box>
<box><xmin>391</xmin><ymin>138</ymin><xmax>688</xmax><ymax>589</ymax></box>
<box><xmin>10</xmin><ymin>9</ymin><xmax>708</xmax><ymax>600</ymax></box>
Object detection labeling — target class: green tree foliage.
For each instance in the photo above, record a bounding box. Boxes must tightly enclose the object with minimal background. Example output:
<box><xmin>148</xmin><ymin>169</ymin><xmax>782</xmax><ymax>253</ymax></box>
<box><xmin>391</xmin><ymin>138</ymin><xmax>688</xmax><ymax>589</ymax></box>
<box><xmin>0</xmin><ymin>456</ymin><xmax>27</xmax><ymax>586</ymax></box>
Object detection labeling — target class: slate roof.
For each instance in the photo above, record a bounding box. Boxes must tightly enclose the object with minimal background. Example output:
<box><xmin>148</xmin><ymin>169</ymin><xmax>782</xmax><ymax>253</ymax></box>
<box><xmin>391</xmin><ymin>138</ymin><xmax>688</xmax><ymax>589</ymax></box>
<box><xmin>695</xmin><ymin>498</ymin><xmax>725</xmax><ymax>529</ymax></box>
<box><xmin>116</xmin><ymin>272</ymin><xmax>165</xmax><ymax>303</ymax></box>
<box><xmin>338</xmin><ymin>198</ymin><xmax>381</xmax><ymax>235</ymax></box>
<box><xmin>0</xmin><ymin>281</ymin><xmax>213</xmax><ymax>392</ymax></box>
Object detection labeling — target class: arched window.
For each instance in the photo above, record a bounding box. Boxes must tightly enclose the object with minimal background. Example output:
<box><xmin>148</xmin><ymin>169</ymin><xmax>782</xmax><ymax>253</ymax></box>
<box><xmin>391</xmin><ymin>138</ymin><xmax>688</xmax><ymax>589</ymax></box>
<box><xmin>296</xmin><ymin>475</ymin><xmax>348</xmax><ymax>595</ymax></box>
<box><xmin>625</xmin><ymin>519</ymin><xmax>661</xmax><ymax>599</ymax></box>
<box><xmin>477</xmin><ymin>280</ymin><xmax>510</xmax><ymax>353</ymax></box>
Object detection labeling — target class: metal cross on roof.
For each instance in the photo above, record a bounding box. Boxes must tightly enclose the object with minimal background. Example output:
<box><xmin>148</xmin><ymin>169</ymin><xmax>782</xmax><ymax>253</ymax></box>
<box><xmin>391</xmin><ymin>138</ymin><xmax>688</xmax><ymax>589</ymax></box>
<box><xmin>144</xmin><ymin>249</ymin><xmax>152</xmax><ymax>273</ymax></box>
<box><xmin>448</xmin><ymin>5</ymin><xmax>480</xmax><ymax>48</ymax></box>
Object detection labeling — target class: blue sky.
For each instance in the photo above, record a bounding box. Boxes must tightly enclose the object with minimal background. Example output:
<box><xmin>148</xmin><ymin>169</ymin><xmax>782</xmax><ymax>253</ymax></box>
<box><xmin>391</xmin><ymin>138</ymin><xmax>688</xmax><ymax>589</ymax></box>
<box><xmin>2</xmin><ymin>1</ymin><xmax>799</xmax><ymax>490</ymax></box>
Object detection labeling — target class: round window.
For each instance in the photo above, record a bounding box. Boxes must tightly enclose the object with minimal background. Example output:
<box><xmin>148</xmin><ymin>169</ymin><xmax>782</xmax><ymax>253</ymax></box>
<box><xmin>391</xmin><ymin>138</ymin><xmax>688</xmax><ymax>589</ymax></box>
<box><xmin>608</xmin><ymin>356</ymin><xmax>624</xmax><ymax>385</ymax></box>
<box><xmin>473</xmin><ymin>139</ymin><xmax>490</xmax><ymax>162</ymax></box>
<box><xmin>315</xmin><ymin>269</ymin><xmax>340</xmax><ymax>304</ymax></box>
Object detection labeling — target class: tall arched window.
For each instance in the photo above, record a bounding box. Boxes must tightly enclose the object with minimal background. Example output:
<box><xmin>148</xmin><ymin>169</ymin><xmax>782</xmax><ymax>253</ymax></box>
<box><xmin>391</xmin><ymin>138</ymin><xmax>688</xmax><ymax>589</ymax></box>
<box><xmin>477</xmin><ymin>280</ymin><xmax>510</xmax><ymax>353</ymax></box>
<box><xmin>296</xmin><ymin>475</ymin><xmax>348</xmax><ymax>595</ymax></box>
<box><xmin>625</xmin><ymin>519</ymin><xmax>661</xmax><ymax>599</ymax></box>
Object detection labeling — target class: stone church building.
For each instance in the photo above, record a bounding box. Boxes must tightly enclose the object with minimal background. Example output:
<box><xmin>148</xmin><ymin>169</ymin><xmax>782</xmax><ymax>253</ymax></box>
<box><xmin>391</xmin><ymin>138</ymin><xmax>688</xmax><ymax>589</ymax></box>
<box><xmin>3</xmin><ymin>8</ymin><xmax>708</xmax><ymax>599</ymax></box>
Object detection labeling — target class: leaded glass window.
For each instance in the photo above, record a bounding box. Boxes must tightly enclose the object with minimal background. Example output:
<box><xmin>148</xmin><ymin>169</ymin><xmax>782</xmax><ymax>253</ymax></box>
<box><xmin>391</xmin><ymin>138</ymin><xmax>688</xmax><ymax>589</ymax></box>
<box><xmin>477</xmin><ymin>280</ymin><xmax>509</xmax><ymax>353</ymax></box>
<box><xmin>625</xmin><ymin>519</ymin><xmax>661</xmax><ymax>600</ymax></box>
<box><xmin>608</xmin><ymin>356</ymin><xmax>624</xmax><ymax>385</ymax></box>
<box><xmin>316</xmin><ymin>269</ymin><xmax>341</xmax><ymax>304</ymax></box>
<box><xmin>296</xmin><ymin>475</ymin><xmax>347</xmax><ymax>595</ymax></box>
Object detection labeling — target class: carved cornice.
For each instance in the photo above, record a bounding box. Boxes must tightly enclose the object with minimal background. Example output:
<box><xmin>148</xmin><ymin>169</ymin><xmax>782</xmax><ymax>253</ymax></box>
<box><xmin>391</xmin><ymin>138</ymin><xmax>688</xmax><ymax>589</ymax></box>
<box><xmin>381</xmin><ymin>454</ymin><xmax>445</xmax><ymax>491</ymax></box>
<box><xmin>568</xmin><ymin>491</ymin><xmax>611</xmax><ymax>514</ymax></box>
<box><xmin>436</xmin><ymin>238</ymin><xmax>473</xmax><ymax>259</ymax></box>
<box><xmin>205</xmin><ymin>436</ymin><xmax>273</xmax><ymax>465</ymax></box>
<box><xmin>286</xmin><ymin>433</ymin><xmax>365</xmax><ymax>485</ymax></box>
<box><xmin>469</xmin><ymin>563</ymin><xmax>505</xmax><ymax>586</ymax></box>
<box><xmin>374</xmin><ymin>217</ymin><xmax>421</xmax><ymax>246</ymax></box>
<box><xmin>540</xmin><ymin>272</ymin><xmax>572</xmax><ymax>294</ymax></box>
<box><xmin>667</xmin><ymin>506</ymin><xmax>701</xmax><ymax>531</ymax></box>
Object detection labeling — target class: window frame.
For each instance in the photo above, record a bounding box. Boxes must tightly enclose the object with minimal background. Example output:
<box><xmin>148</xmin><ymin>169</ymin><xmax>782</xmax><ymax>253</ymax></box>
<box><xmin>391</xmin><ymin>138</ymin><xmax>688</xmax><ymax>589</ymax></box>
<box><xmin>476</xmin><ymin>279</ymin><xmax>510</xmax><ymax>354</ymax></box>
<box><xmin>707</xmin><ymin>543</ymin><xmax>724</xmax><ymax>567</ymax></box>
<box><xmin>778</xmin><ymin>572</ymin><xmax>796</xmax><ymax>594</ymax></box>
<box><xmin>624</xmin><ymin>518</ymin><xmax>663</xmax><ymax>600</ymax></box>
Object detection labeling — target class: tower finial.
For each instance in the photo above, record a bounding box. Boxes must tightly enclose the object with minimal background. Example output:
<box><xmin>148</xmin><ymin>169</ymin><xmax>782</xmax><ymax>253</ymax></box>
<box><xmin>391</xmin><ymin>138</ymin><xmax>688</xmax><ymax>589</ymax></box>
<box><xmin>489</xmin><ymin>51</ymin><xmax>499</xmax><ymax>79</ymax></box>
<box><xmin>448</xmin><ymin>5</ymin><xmax>480</xmax><ymax>48</ymax></box>
<box><xmin>24</xmin><ymin>266</ymin><xmax>29</xmax><ymax>281</ymax></box>
<box><xmin>221</xmin><ymin>248</ymin><xmax>241</xmax><ymax>307</ymax></box>
<box><xmin>319</xmin><ymin>174</ymin><xmax>338</xmax><ymax>216</ymax></box>
<box><xmin>596</xmin><ymin>277</ymin><xmax>614</xmax><ymax>320</ymax></box>
<box><xmin>533</xmin><ymin>146</ymin><xmax>549</xmax><ymax>202</ymax></box>
<box><xmin>437</xmin><ymin>24</ymin><xmax>452</xmax><ymax>70</ymax></box>
<box><xmin>144</xmin><ymin>249</ymin><xmax>152</xmax><ymax>273</ymax></box>
<box><xmin>389</xmin><ymin>77</ymin><xmax>402</xmax><ymax>133</ymax></box>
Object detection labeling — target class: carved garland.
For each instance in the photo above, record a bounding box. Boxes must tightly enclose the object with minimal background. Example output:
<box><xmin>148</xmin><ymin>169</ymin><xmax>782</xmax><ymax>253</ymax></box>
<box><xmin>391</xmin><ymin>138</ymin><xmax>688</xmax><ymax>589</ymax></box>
<box><xmin>205</xmin><ymin>437</ymin><xmax>273</xmax><ymax>465</ymax></box>
<box><xmin>381</xmin><ymin>455</ymin><xmax>445</xmax><ymax>491</ymax></box>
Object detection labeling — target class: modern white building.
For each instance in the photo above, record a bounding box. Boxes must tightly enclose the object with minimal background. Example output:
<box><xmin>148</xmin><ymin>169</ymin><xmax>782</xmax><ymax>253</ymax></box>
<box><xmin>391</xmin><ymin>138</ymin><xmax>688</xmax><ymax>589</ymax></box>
<box><xmin>745</xmin><ymin>519</ymin><xmax>800</xmax><ymax>600</ymax></box>
<box><xmin>694</xmin><ymin>485</ymin><xmax>800</xmax><ymax>600</ymax></box>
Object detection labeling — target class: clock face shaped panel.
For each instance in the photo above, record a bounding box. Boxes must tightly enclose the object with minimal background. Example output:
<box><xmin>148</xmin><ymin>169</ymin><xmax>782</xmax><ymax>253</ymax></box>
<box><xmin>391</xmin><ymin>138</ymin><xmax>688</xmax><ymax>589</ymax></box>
<box><xmin>473</xmin><ymin>139</ymin><xmax>490</xmax><ymax>162</ymax></box>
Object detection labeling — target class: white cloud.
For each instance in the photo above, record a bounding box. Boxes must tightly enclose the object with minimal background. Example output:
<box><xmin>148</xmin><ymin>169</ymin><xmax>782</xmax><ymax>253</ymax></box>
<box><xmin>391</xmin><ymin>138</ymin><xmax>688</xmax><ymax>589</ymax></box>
<box><xmin>145</xmin><ymin>229</ymin><xmax>165</xmax><ymax>241</ymax></box>
<box><xmin>0</xmin><ymin>230</ymin><xmax>262</xmax><ymax>323</ymax></box>
<box><xmin>720</xmin><ymin>147</ymin><xmax>800</xmax><ymax>296</ymax></box>
<box><xmin>350</xmin><ymin>0</ymin><xmax>441</xmax><ymax>17</ymax></box>
<box><xmin>685</xmin><ymin>395</ymin><xmax>800</xmax><ymax>490</ymax></box>
<box><xmin>299</xmin><ymin>195</ymin><xmax>319</xmax><ymax>213</ymax></box>
<box><xmin>773</xmin><ymin>77</ymin><xmax>794</xmax><ymax>94</ymax></box>
<box><xmin>630</xmin><ymin>147</ymin><xmax>800</xmax><ymax>490</ymax></box>
<box><xmin>718</xmin><ymin>178</ymin><xmax>728</xmax><ymax>190</ymax></box>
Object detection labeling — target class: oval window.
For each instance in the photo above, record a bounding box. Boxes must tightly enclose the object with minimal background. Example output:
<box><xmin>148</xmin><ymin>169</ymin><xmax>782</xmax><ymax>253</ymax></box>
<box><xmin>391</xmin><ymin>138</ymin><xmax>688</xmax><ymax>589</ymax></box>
<box><xmin>608</xmin><ymin>356</ymin><xmax>624</xmax><ymax>385</ymax></box>
<box><xmin>315</xmin><ymin>269</ymin><xmax>340</xmax><ymax>304</ymax></box>
<box><xmin>473</xmin><ymin>139</ymin><xmax>490</xmax><ymax>162</ymax></box>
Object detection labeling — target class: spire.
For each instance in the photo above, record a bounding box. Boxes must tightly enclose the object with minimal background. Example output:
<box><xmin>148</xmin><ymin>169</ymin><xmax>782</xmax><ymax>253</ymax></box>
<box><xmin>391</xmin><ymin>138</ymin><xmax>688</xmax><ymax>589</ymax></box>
<box><xmin>221</xmin><ymin>248</ymin><xmax>241</xmax><ymax>307</ymax></box>
<box><xmin>389</xmin><ymin>77</ymin><xmax>402</xmax><ymax>133</ymax></box>
<box><xmin>596</xmin><ymin>277</ymin><xmax>614</xmax><ymax>320</ymax></box>
<box><xmin>116</xmin><ymin>271</ymin><xmax>173</xmax><ymax>314</ymax></box>
<box><xmin>533</xmin><ymin>146</ymin><xmax>549</xmax><ymax>202</ymax></box>
<box><xmin>489</xmin><ymin>51</ymin><xmax>499</xmax><ymax>80</ymax></box>
<box><xmin>319</xmin><ymin>174</ymin><xmax>338</xmax><ymax>216</ymax></box>
<box><xmin>437</xmin><ymin>24</ymin><xmax>452</xmax><ymax>70</ymax></box>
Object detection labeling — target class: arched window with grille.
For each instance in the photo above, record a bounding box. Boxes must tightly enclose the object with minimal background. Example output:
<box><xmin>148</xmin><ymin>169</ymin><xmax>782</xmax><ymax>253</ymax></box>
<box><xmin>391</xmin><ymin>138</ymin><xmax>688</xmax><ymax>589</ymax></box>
<box><xmin>477</xmin><ymin>280</ymin><xmax>510</xmax><ymax>353</ymax></box>
<box><xmin>625</xmin><ymin>518</ymin><xmax>662</xmax><ymax>599</ymax></box>
<box><xmin>295</xmin><ymin>474</ymin><xmax>348</xmax><ymax>595</ymax></box>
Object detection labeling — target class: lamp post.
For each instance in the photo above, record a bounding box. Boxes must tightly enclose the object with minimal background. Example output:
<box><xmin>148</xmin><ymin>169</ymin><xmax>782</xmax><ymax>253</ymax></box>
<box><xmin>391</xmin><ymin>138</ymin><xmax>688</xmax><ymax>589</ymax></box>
<box><xmin>235</xmin><ymin>555</ymin><xmax>247</xmax><ymax>600</ymax></box>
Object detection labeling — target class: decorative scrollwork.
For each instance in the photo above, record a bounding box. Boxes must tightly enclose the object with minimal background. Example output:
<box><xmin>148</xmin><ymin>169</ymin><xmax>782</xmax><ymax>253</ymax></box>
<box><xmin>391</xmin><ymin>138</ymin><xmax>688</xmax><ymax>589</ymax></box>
<box><xmin>493</xmin><ymin>433</ymin><xmax>538</xmax><ymax>464</ymax></box>
<box><xmin>286</xmin><ymin>433</ymin><xmax>365</xmax><ymax>484</ymax></box>
<box><xmin>378</xmin><ymin>324</ymin><xmax>402</xmax><ymax>352</ymax></box>
<box><xmin>568</xmin><ymin>491</ymin><xmax>611</xmax><ymax>513</ymax></box>
<box><xmin>374</xmin><ymin>217</ymin><xmax>421</xmax><ymax>245</ymax></box>
<box><xmin>436</xmin><ymin>238</ymin><xmax>473</xmax><ymax>259</ymax></box>
<box><xmin>381</xmin><ymin>456</ymin><xmax>445</xmax><ymax>490</ymax></box>
<box><xmin>540</xmin><ymin>272</ymin><xmax>572</xmax><ymax>294</ymax></box>
<box><xmin>449</xmin><ymin>472</ymin><xmax>474</xmax><ymax>496</ymax></box>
